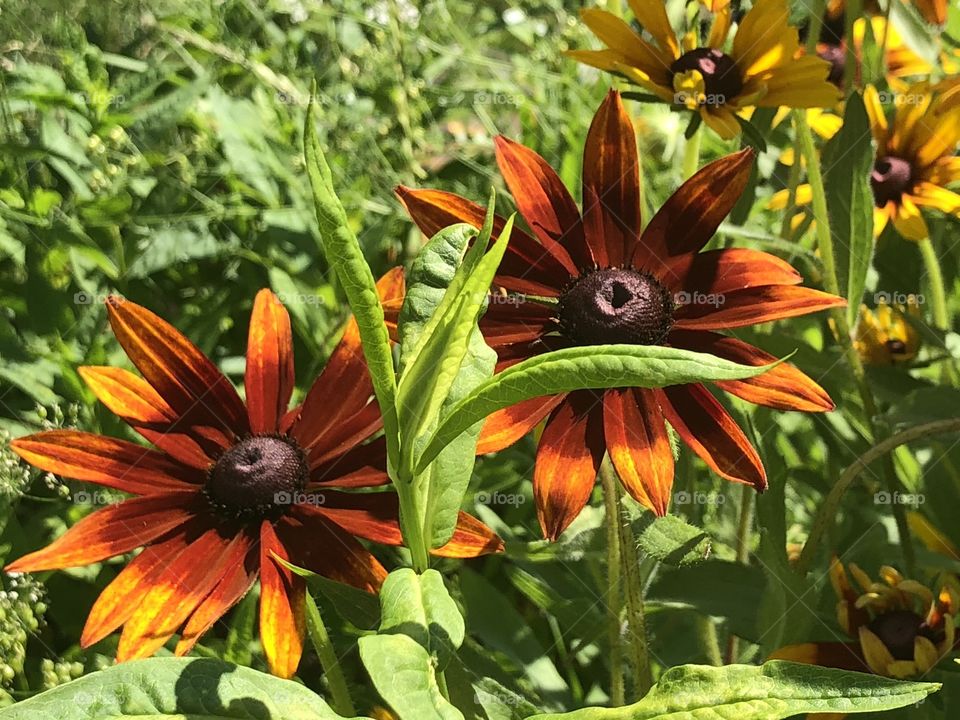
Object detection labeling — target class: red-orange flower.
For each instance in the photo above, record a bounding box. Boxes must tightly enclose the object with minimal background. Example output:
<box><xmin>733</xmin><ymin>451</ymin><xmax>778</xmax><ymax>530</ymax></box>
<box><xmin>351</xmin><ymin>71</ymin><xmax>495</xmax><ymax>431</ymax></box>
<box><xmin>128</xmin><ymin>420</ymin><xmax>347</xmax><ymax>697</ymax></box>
<box><xmin>6</xmin><ymin>273</ymin><xmax>502</xmax><ymax>678</ymax></box>
<box><xmin>397</xmin><ymin>90</ymin><xmax>843</xmax><ymax>540</ymax></box>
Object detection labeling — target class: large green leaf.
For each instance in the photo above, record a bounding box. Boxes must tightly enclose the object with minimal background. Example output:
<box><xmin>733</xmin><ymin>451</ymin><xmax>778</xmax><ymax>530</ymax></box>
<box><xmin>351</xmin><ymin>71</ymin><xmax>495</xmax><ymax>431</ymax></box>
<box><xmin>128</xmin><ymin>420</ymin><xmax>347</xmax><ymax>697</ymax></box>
<box><xmin>0</xmin><ymin>658</ymin><xmax>355</xmax><ymax>719</ymax></box>
<box><xmin>823</xmin><ymin>92</ymin><xmax>874</xmax><ymax>328</ymax></box>
<box><xmin>278</xmin><ymin>558</ymin><xmax>381</xmax><ymax>630</ymax></box>
<box><xmin>416</xmin><ymin>345</ymin><xmax>781</xmax><ymax>472</ymax></box>
<box><xmin>396</xmin><ymin>219</ymin><xmax>499</xmax><ymax>546</ymax></box>
<box><xmin>526</xmin><ymin>661</ymin><xmax>940</xmax><ymax>719</ymax></box>
<box><xmin>304</xmin><ymin>94</ymin><xmax>399</xmax><ymax>469</ymax></box>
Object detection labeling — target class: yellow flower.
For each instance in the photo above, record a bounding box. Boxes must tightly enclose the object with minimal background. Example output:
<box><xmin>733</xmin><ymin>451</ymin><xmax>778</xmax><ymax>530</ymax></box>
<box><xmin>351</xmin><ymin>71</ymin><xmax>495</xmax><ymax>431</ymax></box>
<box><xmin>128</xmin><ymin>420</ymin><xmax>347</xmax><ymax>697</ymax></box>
<box><xmin>770</xmin><ymin>81</ymin><xmax>960</xmax><ymax>241</ymax></box>
<box><xmin>853</xmin><ymin>298</ymin><xmax>922</xmax><ymax>366</ymax></box>
<box><xmin>773</xmin><ymin>560</ymin><xmax>958</xmax><ymax>679</ymax></box>
<box><xmin>568</xmin><ymin>0</ymin><xmax>840</xmax><ymax>139</ymax></box>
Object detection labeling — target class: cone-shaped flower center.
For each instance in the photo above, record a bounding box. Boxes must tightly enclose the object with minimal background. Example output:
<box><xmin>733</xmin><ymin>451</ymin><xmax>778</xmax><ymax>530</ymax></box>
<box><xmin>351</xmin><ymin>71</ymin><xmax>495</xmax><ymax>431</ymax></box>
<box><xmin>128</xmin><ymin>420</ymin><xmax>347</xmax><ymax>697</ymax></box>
<box><xmin>670</xmin><ymin>49</ymin><xmax>743</xmax><ymax>106</ymax></box>
<box><xmin>871</xmin><ymin>156</ymin><xmax>914</xmax><ymax>207</ymax></box>
<box><xmin>559</xmin><ymin>268</ymin><xmax>674</xmax><ymax>346</ymax></box>
<box><xmin>867</xmin><ymin>609</ymin><xmax>939</xmax><ymax>661</ymax></box>
<box><xmin>818</xmin><ymin>43</ymin><xmax>847</xmax><ymax>87</ymax></box>
<box><xmin>206</xmin><ymin>435</ymin><xmax>308</xmax><ymax>520</ymax></box>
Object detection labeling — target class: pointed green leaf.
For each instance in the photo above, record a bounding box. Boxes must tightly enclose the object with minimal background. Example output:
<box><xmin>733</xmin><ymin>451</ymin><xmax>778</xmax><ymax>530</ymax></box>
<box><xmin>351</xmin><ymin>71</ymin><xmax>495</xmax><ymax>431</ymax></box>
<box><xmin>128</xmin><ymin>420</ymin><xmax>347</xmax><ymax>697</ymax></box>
<box><xmin>417</xmin><ymin>345</ymin><xmax>783</xmax><ymax>473</ymax></box>
<box><xmin>526</xmin><ymin>661</ymin><xmax>940</xmax><ymax>719</ymax></box>
<box><xmin>277</xmin><ymin>558</ymin><xmax>381</xmax><ymax>630</ymax></box>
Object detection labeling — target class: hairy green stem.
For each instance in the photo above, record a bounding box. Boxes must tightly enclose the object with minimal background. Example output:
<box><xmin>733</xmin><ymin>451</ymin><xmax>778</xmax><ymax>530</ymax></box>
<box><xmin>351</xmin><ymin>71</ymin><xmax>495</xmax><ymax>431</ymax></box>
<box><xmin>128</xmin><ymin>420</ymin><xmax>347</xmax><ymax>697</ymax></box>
<box><xmin>795</xmin><ymin>110</ymin><xmax>916</xmax><ymax>574</ymax></box>
<box><xmin>798</xmin><ymin>418</ymin><xmax>960</xmax><ymax>574</ymax></box>
<box><xmin>305</xmin><ymin>594</ymin><xmax>356</xmax><ymax>717</ymax></box>
<box><xmin>725</xmin><ymin>485</ymin><xmax>754</xmax><ymax>664</ymax></box>
<box><xmin>844</xmin><ymin>0</ymin><xmax>862</xmax><ymax>91</ymax></box>
<box><xmin>805</xmin><ymin>0</ymin><xmax>827</xmax><ymax>54</ymax></box>
<box><xmin>682</xmin><ymin>125</ymin><xmax>701</xmax><ymax>180</ymax></box>
<box><xmin>698</xmin><ymin>616</ymin><xmax>723</xmax><ymax>666</ymax></box>
<box><xmin>919</xmin><ymin>237</ymin><xmax>950</xmax><ymax>330</ymax></box>
<box><xmin>600</xmin><ymin>465</ymin><xmax>626</xmax><ymax>706</ymax></box>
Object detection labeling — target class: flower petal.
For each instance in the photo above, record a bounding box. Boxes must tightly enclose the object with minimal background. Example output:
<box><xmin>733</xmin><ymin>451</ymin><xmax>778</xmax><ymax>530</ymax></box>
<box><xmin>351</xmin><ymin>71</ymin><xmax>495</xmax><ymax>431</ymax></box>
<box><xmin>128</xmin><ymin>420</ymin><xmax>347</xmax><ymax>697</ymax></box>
<box><xmin>116</xmin><ymin>528</ymin><xmax>242</xmax><ymax>662</ymax></box>
<box><xmin>106</xmin><ymin>297</ymin><xmax>248</xmax><ymax>442</ymax></box>
<box><xmin>673</xmin><ymin>285</ymin><xmax>845</xmax><ymax>329</ymax></box>
<box><xmin>477</xmin><ymin>393</ymin><xmax>565</xmax><ymax>455</ymax></box>
<box><xmin>604</xmin><ymin>388</ymin><xmax>674</xmax><ymax>516</ymax></box>
<box><xmin>395</xmin><ymin>186</ymin><xmax>571</xmax><ymax>290</ymax></box>
<box><xmin>79</xmin><ymin>367</ymin><xmax>212</xmax><ymax>469</ymax></box>
<box><xmin>11</xmin><ymin>430</ymin><xmax>201</xmax><ymax>495</ymax></box>
<box><xmin>309</xmin><ymin>436</ymin><xmax>390</xmax><ymax>488</ymax></box>
<box><xmin>583</xmin><ymin>90</ymin><xmax>642</xmax><ymax>266</ymax></box>
<box><xmin>657</xmin><ymin>384</ymin><xmax>766</xmax><ymax>490</ymax></box>
<box><xmin>246</xmin><ymin>289</ymin><xmax>295</xmax><ymax>434</ymax></box>
<box><xmin>769</xmin><ymin>642</ymin><xmax>868</xmax><ymax>672</ymax></box>
<box><xmin>305</xmin><ymin>402</ymin><xmax>382</xmax><ymax>469</ymax></box>
<box><xmin>668</xmin><ymin>330</ymin><xmax>834</xmax><ymax>412</ymax></box>
<box><xmin>260</xmin><ymin>520</ymin><xmax>306</xmax><ymax>679</ymax></box>
<box><xmin>6</xmin><ymin>492</ymin><xmax>198</xmax><ymax>572</ymax></box>
<box><xmin>626</xmin><ymin>0</ymin><xmax>680</xmax><ymax>57</ymax></box>
<box><xmin>494</xmin><ymin>136</ymin><xmax>589</xmax><ymax>270</ymax></box>
<box><xmin>634</xmin><ymin>149</ymin><xmax>755</xmax><ymax>274</ymax></box>
<box><xmin>661</xmin><ymin>247</ymin><xmax>802</xmax><ymax>294</ymax></box>
<box><xmin>533</xmin><ymin>391</ymin><xmax>606</xmax><ymax>541</ymax></box>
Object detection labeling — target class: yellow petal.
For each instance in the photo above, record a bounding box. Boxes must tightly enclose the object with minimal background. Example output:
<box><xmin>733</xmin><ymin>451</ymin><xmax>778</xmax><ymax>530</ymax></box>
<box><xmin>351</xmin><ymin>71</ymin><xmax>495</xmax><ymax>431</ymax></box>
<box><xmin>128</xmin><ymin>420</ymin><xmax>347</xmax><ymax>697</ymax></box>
<box><xmin>626</xmin><ymin>0</ymin><xmax>679</xmax><ymax>57</ymax></box>
<box><xmin>579</xmin><ymin>9</ymin><xmax>674</xmax><ymax>80</ymax></box>
<box><xmin>864</xmin><ymin>85</ymin><xmax>890</xmax><ymax>148</ymax></box>
<box><xmin>732</xmin><ymin>0</ymin><xmax>799</xmax><ymax>76</ymax></box>
<box><xmin>892</xmin><ymin>196</ymin><xmax>930</xmax><ymax>241</ymax></box>
<box><xmin>874</xmin><ymin>205</ymin><xmax>891</xmax><ymax>237</ymax></box>
<box><xmin>913</xmin><ymin>182</ymin><xmax>960</xmax><ymax>214</ymax></box>
<box><xmin>914</xmin><ymin>636</ymin><xmax>940</xmax><ymax>674</ymax></box>
<box><xmin>859</xmin><ymin>627</ymin><xmax>896</xmax><ymax>675</ymax></box>
<box><xmin>707</xmin><ymin>7</ymin><xmax>733</xmax><ymax>49</ymax></box>
<box><xmin>768</xmin><ymin>184</ymin><xmax>813</xmax><ymax>210</ymax></box>
<box><xmin>701</xmin><ymin>106</ymin><xmax>742</xmax><ymax>139</ymax></box>
<box><xmin>908</xmin><ymin>511</ymin><xmax>960</xmax><ymax>560</ymax></box>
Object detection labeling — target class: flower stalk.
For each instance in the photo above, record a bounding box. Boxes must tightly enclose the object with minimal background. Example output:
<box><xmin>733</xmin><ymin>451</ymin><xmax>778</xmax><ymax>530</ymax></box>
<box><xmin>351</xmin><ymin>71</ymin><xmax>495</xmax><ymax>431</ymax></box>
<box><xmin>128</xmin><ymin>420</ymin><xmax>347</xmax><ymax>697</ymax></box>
<box><xmin>305</xmin><ymin>594</ymin><xmax>356</xmax><ymax>717</ymax></box>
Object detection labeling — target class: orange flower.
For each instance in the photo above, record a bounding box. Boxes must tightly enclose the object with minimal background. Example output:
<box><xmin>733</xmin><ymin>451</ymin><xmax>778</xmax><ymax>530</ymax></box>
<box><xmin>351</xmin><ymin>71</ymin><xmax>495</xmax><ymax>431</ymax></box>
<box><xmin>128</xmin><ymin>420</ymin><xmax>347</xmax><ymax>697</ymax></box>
<box><xmin>397</xmin><ymin>91</ymin><xmax>842</xmax><ymax>540</ymax></box>
<box><xmin>5</xmin><ymin>274</ymin><xmax>501</xmax><ymax>678</ymax></box>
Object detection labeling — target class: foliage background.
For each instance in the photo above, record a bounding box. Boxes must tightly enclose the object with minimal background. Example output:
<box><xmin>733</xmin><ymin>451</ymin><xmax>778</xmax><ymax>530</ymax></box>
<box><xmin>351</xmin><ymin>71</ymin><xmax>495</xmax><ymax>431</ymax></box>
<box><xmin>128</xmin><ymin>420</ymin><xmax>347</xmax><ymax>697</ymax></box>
<box><xmin>1</xmin><ymin>0</ymin><xmax>960</xmax><ymax>717</ymax></box>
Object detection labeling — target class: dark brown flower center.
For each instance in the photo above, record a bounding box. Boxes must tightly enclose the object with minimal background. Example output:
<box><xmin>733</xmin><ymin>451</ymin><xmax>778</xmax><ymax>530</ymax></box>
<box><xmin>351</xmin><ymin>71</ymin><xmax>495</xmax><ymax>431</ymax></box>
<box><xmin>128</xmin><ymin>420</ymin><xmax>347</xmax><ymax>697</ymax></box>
<box><xmin>558</xmin><ymin>268</ymin><xmax>674</xmax><ymax>346</ymax></box>
<box><xmin>885</xmin><ymin>338</ymin><xmax>908</xmax><ymax>356</ymax></box>
<box><xmin>871</xmin><ymin>156</ymin><xmax>914</xmax><ymax>207</ymax></box>
<box><xmin>670</xmin><ymin>49</ymin><xmax>743</xmax><ymax>106</ymax></box>
<box><xmin>205</xmin><ymin>435</ymin><xmax>308</xmax><ymax>520</ymax></box>
<box><xmin>818</xmin><ymin>43</ymin><xmax>847</xmax><ymax>87</ymax></box>
<box><xmin>867</xmin><ymin>609</ymin><xmax>942</xmax><ymax>661</ymax></box>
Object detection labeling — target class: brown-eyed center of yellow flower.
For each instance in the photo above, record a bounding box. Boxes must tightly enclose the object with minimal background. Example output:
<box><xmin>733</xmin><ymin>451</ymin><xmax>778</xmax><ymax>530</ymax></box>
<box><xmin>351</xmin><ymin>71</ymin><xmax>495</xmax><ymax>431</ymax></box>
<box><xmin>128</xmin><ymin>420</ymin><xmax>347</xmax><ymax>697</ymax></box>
<box><xmin>558</xmin><ymin>268</ymin><xmax>674</xmax><ymax>346</ymax></box>
<box><xmin>817</xmin><ymin>43</ymin><xmax>847</xmax><ymax>87</ymax></box>
<box><xmin>871</xmin><ymin>156</ymin><xmax>914</xmax><ymax>207</ymax></box>
<box><xmin>868</xmin><ymin>609</ymin><xmax>941</xmax><ymax>661</ymax></box>
<box><xmin>205</xmin><ymin>435</ymin><xmax>308</xmax><ymax>520</ymax></box>
<box><xmin>670</xmin><ymin>49</ymin><xmax>743</xmax><ymax>107</ymax></box>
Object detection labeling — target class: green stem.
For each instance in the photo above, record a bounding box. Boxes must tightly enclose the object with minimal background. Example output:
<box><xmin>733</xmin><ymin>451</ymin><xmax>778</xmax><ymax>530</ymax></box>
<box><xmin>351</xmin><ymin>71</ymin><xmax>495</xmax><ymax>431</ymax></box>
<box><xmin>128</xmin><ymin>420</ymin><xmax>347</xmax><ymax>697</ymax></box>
<box><xmin>697</xmin><ymin>616</ymin><xmax>723</xmax><ymax>666</ymax></box>
<box><xmin>395</xmin><ymin>476</ymin><xmax>430</xmax><ymax>572</ymax></box>
<box><xmin>919</xmin><ymin>237</ymin><xmax>950</xmax><ymax>330</ymax></box>
<box><xmin>601</xmin><ymin>461</ymin><xmax>653</xmax><ymax>699</ymax></box>
<box><xmin>795</xmin><ymin>111</ymin><xmax>916</xmax><ymax>574</ymax></box>
<box><xmin>798</xmin><ymin>417</ymin><xmax>960</xmax><ymax>575</ymax></box>
<box><xmin>778</xmin><ymin>158</ymin><xmax>803</xmax><ymax>241</ymax></box>
<box><xmin>725</xmin><ymin>485</ymin><xmax>754</xmax><ymax>664</ymax></box>
<box><xmin>305</xmin><ymin>594</ymin><xmax>356</xmax><ymax>717</ymax></box>
<box><xmin>682</xmin><ymin>125</ymin><xmax>701</xmax><ymax>180</ymax></box>
<box><xmin>805</xmin><ymin>0</ymin><xmax>826</xmax><ymax>54</ymax></box>
<box><xmin>600</xmin><ymin>465</ymin><xmax>626</xmax><ymax>706</ymax></box>
<box><xmin>844</xmin><ymin>0</ymin><xmax>862</xmax><ymax>92</ymax></box>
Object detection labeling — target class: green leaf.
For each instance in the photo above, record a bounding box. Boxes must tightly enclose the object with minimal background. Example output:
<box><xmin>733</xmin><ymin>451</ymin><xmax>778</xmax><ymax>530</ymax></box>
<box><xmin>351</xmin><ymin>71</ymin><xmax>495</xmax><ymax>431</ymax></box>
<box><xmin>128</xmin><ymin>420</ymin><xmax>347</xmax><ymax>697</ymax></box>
<box><xmin>525</xmin><ymin>661</ymin><xmax>940</xmax><ymax>719</ymax></box>
<box><xmin>278</xmin><ymin>558</ymin><xmax>381</xmax><ymax>630</ymax></box>
<box><xmin>0</xmin><ymin>657</ymin><xmax>355</xmax><ymax>719</ymax></box>
<box><xmin>396</xmin><ymin>213</ymin><xmax>511</xmax><ymax>475</ymax></box>
<box><xmin>823</xmin><ymin>92</ymin><xmax>874</xmax><ymax>328</ymax></box>
<box><xmin>377</xmin><ymin>568</ymin><xmax>465</xmax><ymax>669</ymax></box>
<box><xmin>417</xmin><ymin>345</ymin><xmax>782</xmax><ymax>473</ymax></box>
<box><xmin>359</xmin><ymin>634</ymin><xmax>464</xmax><ymax>720</ymax></box>
<box><xmin>632</xmin><ymin>512</ymin><xmax>711</xmax><ymax>567</ymax></box>
<box><xmin>304</xmin><ymin>92</ymin><xmax>399</xmax><ymax>469</ymax></box>
<box><xmin>473</xmin><ymin>678</ymin><xmax>539</xmax><ymax>720</ymax></box>
<box><xmin>396</xmin><ymin>218</ymin><xmax>499</xmax><ymax>546</ymax></box>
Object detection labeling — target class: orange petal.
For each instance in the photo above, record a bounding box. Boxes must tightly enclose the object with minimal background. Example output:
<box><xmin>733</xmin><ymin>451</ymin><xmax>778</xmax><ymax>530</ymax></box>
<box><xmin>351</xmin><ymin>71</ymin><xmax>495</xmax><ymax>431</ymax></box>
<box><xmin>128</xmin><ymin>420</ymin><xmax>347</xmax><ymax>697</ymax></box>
<box><xmin>106</xmin><ymin>297</ymin><xmax>248</xmax><ymax>441</ymax></box>
<box><xmin>246</xmin><ymin>289</ymin><xmax>295</xmax><ymax>434</ymax></box>
<box><xmin>477</xmin><ymin>393</ymin><xmax>565</xmax><ymax>455</ymax></box>
<box><xmin>378</xmin><ymin>267</ymin><xmax>407</xmax><ymax>340</ymax></box>
<box><xmin>673</xmin><ymin>285</ymin><xmax>845</xmax><ymax>330</ymax></box>
<box><xmin>433</xmin><ymin>512</ymin><xmax>505</xmax><ymax>558</ymax></box>
<box><xmin>661</xmin><ymin>247</ymin><xmax>802</xmax><ymax>294</ymax></box>
<box><xmin>260</xmin><ymin>520</ymin><xmax>306</xmax><ymax>679</ymax></box>
<box><xmin>604</xmin><ymin>388</ymin><xmax>674</xmax><ymax>516</ymax></box>
<box><xmin>657</xmin><ymin>384</ymin><xmax>766</xmax><ymax>490</ymax></box>
<box><xmin>281</xmin><ymin>512</ymin><xmax>387</xmax><ymax>593</ymax></box>
<box><xmin>79</xmin><ymin>367</ymin><xmax>212</xmax><ymax>469</ymax></box>
<box><xmin>634</xmin><ymin>149</ymin><xmax>754</xmax><ymax>274</ymax></box>
<box><xmin>309</xmin><ymin>435</ymin><xmax>390</xmax><ymax>488</ymax></box>
<box><xmin>10</xmin><ymin>430</ymin><xmax>201</xmax><ymax>494</ymax></box>
<box><xmin>583</xmin><ymin>89</ymin><xmax>641</xmax><ymax>266</ymax></box>
<box><xmin>81</xmin><ymin>530</ymin><xmax>192</xmax><ymax>648</ymax></box>
<box><xmin>494</xmin><ymin>136</ymin><xmax>590</xmax><ymax>270</ymax></box>
<box><xmin>116</xmin><ymin>528</ymin><xmax>241</xmax><ymax>662</ymax></box>
<box><xmin>176</xmin><ymin>530</ymin><xmax>258</xmax><ymax>655</ymax></box>
<box><xmin>533</xmin><ymin>391</ymin><xmax>606</xmax><ymax>541</ymax></box>
<box><xmin>769</xmin><ymin>642</ymin><xmax>868</xmax><ymax>672</ymax></box>
<box><xmin>305</xmin><ymin>401</ymin><xmax>382</xmax><ymax>469</ymax></box>
<box><xmin>480</xmin><ymin>300</ymin><xmax>556</xmax><ymax>348</ymax></box>
<box><xmin>395</xmin><ymin>186</ymin><xmax>571</xmax><ymax>290</ymax></box>
<box><xmin>669</xmin><ymin>330</ymin><xmax>834</xmax><ymax>412</ymax></box>
<box><xmin>6</xmin><ymin>492</ymin><xmax>197</xmax><ymax>572</ymax></box>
